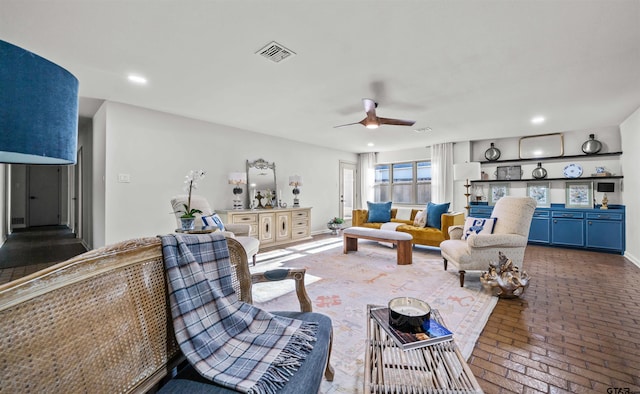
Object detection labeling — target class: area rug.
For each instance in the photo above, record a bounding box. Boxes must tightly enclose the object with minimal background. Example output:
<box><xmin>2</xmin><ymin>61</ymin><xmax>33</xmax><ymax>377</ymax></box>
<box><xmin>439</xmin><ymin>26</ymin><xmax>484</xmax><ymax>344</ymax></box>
<box><xmin>251</xmin><ymin>237</ymin><xmax>497</xmax><ymax>393</ymax></box>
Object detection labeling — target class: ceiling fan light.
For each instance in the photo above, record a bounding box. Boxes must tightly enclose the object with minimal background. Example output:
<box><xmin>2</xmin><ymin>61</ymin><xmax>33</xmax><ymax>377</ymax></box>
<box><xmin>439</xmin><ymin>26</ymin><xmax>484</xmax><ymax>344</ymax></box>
<box><xmin>366</xmin><ymin>124</ymin><xmax>379</xmax><ymax>129</ymax></box>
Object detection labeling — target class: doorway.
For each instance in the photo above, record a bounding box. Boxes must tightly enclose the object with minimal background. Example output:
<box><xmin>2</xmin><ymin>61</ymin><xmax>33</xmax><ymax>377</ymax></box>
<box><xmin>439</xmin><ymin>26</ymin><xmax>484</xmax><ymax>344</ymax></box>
<box><xmin>28</xmin><ymin>166</ymin><xmax>61</xmax><ymax>227</ymax></box>
<box><xmin>339</xmin><ymin>161</ymin><xmax>357</xmax><ymax>225</ymax></box>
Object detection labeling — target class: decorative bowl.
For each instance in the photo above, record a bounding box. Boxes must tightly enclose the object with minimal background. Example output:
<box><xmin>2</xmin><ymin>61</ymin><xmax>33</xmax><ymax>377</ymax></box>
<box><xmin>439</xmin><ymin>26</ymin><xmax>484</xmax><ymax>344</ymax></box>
<box><xmin>388</xmin><ymin>297</ymin><xmax>431</xmax><ymax>333</ymax></box>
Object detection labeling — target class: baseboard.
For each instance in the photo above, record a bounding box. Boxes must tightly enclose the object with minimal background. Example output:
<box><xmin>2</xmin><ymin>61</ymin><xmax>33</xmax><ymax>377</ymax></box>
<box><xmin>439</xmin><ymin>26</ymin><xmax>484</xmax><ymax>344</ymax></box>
<box><xmin>623</xmin><ymin>251</ymin><xmax>640</xmax><ymax>269</ymax></box>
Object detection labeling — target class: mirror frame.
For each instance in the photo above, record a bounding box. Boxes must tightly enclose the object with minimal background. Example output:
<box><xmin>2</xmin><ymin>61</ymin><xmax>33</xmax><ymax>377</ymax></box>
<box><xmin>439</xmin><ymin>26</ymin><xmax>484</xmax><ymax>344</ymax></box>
<box><xmin>246</xmin><ymin>158</ymin><xmax>277</xmax><ymax>208</ymax></box>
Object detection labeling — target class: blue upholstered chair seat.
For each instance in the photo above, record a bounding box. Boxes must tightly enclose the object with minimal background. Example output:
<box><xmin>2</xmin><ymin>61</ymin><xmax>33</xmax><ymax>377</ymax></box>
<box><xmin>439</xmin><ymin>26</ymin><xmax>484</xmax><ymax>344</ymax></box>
<box><xmin>158</xmin><ymin>312</ymin><xmax>332</xmax><ymax>394</ymax></box>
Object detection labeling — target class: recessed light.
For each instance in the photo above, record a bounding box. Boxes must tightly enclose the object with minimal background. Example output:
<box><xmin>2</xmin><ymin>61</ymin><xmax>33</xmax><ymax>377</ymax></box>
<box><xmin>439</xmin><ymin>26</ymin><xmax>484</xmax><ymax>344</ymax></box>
<box><xmin>127</xmin><ymin>74</ymin><xmax>148</xmax><ymax>85</ymax></box>
<box><xmin>367</xmin><ymin>142</ymin><xmax>374</xmax><ymax>147</ymax></box>
<box><xmin>531</xmin><ymin>116</ymin><xmax>545</xmax><ymax>124</ymax></box>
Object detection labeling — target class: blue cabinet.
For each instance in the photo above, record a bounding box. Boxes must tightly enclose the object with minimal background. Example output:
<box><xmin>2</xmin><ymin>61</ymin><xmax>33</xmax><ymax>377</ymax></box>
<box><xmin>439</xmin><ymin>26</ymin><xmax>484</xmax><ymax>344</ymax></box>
<box><xmin>529</xmin><ymin>210</ymin><xmax>550</xmax><ymax>244</ymax></box>
<box><xmin>585</xmin><ymin>212</ymin><xmax>625</xmax><ymax>252</ymax></box>
<box><xmin>551</xmin><ymin>211</ymin><xmax>585</xmax><ymax>247</ymax></box>
<box><xmin>468</xmin><ymin>203</ymin><xmax>625</xmax><ymax>254</ymax></box>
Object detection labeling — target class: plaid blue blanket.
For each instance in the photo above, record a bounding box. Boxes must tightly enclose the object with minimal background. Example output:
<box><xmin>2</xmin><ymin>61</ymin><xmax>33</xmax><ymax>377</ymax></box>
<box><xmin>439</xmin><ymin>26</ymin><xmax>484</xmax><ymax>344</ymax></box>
<box><xmin>161</xmin><ymin>233</ymin><xmax>318</xmax><ymax>394</ymax></box>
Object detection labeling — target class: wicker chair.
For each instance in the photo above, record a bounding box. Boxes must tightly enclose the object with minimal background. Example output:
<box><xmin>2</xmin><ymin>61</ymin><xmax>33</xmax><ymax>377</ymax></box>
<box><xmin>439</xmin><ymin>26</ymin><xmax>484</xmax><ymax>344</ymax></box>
<box><xmin>0</xmin><ymin>236</ymin><xmax>333</xmax><ymax>393</ymax></box>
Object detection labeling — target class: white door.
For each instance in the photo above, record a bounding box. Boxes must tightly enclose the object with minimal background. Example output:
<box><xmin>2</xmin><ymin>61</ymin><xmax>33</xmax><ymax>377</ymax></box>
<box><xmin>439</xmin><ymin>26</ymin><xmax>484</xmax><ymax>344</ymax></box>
<box><xmin>28</xmin><ymin>165</ymin><xmax>61</xmax><ymax>226</ymax></box>
<box><xmin>339</xmin><ymin>161</ymin><xmax>357</xmax><ymax>225</ymax></box>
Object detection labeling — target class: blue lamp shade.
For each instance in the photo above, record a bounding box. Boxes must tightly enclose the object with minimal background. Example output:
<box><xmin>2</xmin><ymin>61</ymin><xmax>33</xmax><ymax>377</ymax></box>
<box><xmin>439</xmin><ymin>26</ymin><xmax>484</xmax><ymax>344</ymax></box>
<box><xmin>0</xmin><ymin>40</ymin><xmax>79</xmax><ymax>164</ymax></box>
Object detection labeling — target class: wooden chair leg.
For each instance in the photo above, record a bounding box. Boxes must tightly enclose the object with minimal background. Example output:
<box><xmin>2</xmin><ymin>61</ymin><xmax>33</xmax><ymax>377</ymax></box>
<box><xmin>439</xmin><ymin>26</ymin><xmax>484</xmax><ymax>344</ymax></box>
<box><xmin>443</xmin><ymin>258</ymin><xmax>448</xmax><ymax>271</ymax></box>
<box><xmin>324</xmin><ymin>328</ymin><xmax>335</xmax><ymax>381</ymax></box>
<box><xmin>459</xmin><ymin>270</ymin><xmax>466</xmax><ymax>287</ymax></box>
<box><xmin>252</xmin><ymin>254</ymin><xmax>256</xmax><ymax>266</ymax></box>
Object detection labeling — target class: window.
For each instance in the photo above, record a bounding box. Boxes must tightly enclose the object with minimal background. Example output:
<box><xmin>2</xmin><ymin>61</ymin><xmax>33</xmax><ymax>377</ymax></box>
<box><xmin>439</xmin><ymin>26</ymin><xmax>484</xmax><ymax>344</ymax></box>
<box><xmin>373</xmin><ymin>161</ymin><xmax>431</xmax><ymax>204</ymax></box>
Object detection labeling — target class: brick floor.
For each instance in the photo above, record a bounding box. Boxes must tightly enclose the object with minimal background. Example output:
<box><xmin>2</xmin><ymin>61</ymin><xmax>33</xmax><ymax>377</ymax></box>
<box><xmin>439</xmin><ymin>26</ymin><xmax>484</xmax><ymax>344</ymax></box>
<box><xmin>469</xmin><ymin>245</ymin><xmax>640</xmax><ymax>393</ymax></box>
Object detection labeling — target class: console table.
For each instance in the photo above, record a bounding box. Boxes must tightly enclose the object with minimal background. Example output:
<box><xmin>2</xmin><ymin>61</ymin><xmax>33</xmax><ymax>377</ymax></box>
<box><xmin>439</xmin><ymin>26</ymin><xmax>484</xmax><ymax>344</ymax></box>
<box><xmin>219</xmin><ymin>207</ymin><xmax>312</xmax><ymax>247</ymax></box>
<box><xmin>365</xmin><ymin>305</ymin><xmax>482</xmax><ymax>393</ymax></box>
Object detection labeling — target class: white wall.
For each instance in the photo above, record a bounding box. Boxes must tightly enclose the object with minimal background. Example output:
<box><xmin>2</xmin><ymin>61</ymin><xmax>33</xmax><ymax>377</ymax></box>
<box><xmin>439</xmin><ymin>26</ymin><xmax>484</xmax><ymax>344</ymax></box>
<box><xmin>620</xmin><ymin>107</ymin><xmax>640</xmax><ymax>266</ymax></box>
<box><xmin>95</xmin><ymin>102</ymin><xmax>357</xmax><ymax>246</ymax></box>
<box><xmin>92</xmin><ymin>104</ymin><xmax>107</xmax><ymax>248</ymax></box>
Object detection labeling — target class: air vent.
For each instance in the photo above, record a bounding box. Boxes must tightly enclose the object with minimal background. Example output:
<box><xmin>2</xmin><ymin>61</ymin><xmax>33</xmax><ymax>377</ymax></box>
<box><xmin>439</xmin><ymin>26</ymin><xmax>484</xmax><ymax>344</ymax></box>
<box><xmin>11</xmin><ymin>217</ymin><xmax>24</xmax><ymax>225</ymax></box>
<box><xmin>256</xmin><ymin>41</ymin><xmax>296</xmax><ymax>63</ymax></box>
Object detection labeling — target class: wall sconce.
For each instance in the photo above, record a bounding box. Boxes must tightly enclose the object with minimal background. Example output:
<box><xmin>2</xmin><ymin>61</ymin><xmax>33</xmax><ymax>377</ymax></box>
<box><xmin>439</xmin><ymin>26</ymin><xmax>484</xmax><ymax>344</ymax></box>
<box><xmin>0</xmin><ymin>40</ymin><xmax>79</xmax><ymax>164</ymax></box>
<box><xmin>228</xmin><ymin>172</ymin><xmax>247</xmax><ymax>210</ymax></box>
<box><xmin>453</xmin><ymin>162</ymin><xmax>481</xmax><ymax>213</ymax></box>
<box><xmin>289</xmin><ymin>175</ymin><xmax>303</xmax><ymax>207</ymax></box>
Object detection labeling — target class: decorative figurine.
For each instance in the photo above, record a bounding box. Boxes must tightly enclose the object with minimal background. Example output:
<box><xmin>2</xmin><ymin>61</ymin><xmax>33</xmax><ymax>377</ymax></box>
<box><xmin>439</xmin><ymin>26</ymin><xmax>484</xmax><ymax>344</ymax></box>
<box><xmin>480</xmin><ymin>252</ymin><xmax>530</xmax><ymax>298</ymax></box>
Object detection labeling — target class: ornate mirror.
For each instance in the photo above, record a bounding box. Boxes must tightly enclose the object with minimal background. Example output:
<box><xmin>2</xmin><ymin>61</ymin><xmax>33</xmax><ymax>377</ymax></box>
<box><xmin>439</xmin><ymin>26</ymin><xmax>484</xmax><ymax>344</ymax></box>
<box><xmin>246</xmin><ymin>158</ymin><xmax>277</xmax><ymax>208</ymax></box>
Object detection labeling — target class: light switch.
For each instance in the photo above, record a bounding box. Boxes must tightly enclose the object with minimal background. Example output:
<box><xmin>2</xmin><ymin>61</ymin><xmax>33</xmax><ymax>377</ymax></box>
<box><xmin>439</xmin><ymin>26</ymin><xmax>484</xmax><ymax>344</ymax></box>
<box><xmin>118</xmin><ymin>173</ymin><xmax>131</xmax><ymax>183</ymax></box>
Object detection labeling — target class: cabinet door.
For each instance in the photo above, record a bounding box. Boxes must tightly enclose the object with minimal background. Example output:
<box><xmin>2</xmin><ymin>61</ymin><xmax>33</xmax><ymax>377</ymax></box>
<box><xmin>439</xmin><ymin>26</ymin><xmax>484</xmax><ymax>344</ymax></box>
<box><xmin>586</xmin><ymin>219</ymin><xmax>623</xmax><ymax>251</ymax></box>
<box><xmin>469</xmin><ymin>206</ymin><xmax>492</xmax><ymax>218</ymax></box>
<box><xmin>259</xmin><ymin>213</ymin><xmax>275</xmax><ymax>244</ymax></box>
<box><xmin>551</xmin><ymin>218</ymin><xmax>584</xmax><ymax>247</ymax></box>
<box><xmin>529</xmin><ymin>217</ymin><xmax>550</xmax><ymax>243</ymax></box>
<box><xmin>276</xmin><ymin>212</ymin><xmax>291</xmax><ymax>241</ymax></box>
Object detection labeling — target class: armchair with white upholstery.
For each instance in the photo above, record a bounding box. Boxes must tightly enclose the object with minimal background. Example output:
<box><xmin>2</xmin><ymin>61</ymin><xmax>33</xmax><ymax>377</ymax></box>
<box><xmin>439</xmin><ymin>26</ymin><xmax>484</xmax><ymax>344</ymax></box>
<box><xmin>170</xmin><ymin>194</ymin><xmax>260</xmax><ymax>265</ymax></box>
<box><xmin>440</xmin><ymin>196</ymin><xmax>537</xmax><ymax>287</ymax></box>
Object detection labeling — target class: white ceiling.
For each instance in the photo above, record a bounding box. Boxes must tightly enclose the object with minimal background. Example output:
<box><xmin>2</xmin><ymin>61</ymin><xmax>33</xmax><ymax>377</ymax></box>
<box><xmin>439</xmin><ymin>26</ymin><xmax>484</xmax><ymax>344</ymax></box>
<box><xmin>2</xmin><ymin>1</ymin><xmax>639</xmax><ymax>153</ymax></box>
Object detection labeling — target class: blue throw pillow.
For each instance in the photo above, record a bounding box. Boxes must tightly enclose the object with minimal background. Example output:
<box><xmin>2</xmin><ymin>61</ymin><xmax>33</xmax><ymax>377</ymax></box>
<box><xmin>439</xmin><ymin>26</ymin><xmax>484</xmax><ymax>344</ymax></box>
<box><xmin>367</xmin><ymin>201</ymin><xmax>392</xmax><ymax>223</ymax></box>
<box><xmin>425</xmin><ymin>202</ymin><xmax>450</xmax><ymax>229</ymax></box>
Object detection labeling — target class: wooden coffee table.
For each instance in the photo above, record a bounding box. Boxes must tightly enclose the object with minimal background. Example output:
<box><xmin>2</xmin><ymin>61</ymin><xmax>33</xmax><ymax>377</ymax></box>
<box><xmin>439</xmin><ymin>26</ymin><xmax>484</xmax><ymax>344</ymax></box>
<box><xmin>364</xmin><ymin>305</ymin><xmax>483</xmax><ymax>393</ymax></box>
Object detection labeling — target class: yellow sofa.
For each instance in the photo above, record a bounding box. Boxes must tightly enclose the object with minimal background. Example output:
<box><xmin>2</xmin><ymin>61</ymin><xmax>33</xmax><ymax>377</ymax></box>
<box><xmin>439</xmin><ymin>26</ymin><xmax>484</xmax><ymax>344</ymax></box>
<box><xmin>352</xmin><ymin>208</ymin><xmax>464</xmax><ymax>248</ymax></box>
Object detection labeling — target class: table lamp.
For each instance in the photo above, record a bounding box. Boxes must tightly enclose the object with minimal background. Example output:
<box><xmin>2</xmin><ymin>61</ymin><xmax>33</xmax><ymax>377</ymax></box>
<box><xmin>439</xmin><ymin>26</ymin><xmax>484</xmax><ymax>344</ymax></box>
<box><xmin>228</xmin><ymin>172</ymin><xmax>247</xmax><ymax>209</ymax></box>
<box><xmin>289</xmin><ymin>175</ymin><xmax>303</xmax><ymax>207</ymax></box>
<box><xmin>596</xmin><ymin>182</ymin><xmax>614</xmax><ymax>210</ymax></box>
<box><xmin>453</xmin><ymin>162</ymin><xmax>481</xmax><ymax>213</ymax></box>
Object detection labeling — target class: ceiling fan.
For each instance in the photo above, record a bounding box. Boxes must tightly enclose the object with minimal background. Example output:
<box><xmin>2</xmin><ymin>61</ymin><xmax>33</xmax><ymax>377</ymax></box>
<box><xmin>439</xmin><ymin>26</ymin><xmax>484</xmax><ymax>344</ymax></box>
<box><xmin>334</xmin><ymin>98</ymin><xmax>416</xmax><ymax>129</ymax></box>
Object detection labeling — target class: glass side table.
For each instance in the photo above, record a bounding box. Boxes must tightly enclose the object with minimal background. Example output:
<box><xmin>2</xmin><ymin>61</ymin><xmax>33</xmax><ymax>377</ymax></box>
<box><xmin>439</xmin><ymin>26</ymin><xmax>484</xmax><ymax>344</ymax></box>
<box><xmin>175</xmin><ymin>225</ymin><xmax>218</xmax><ymax>234</ymax></box>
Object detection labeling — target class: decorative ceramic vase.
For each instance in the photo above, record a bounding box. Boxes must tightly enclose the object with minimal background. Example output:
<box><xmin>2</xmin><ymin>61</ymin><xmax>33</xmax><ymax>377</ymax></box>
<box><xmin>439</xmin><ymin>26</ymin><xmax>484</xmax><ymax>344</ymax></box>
<box><xmin>484</xmin><ymin>142</ymin><xmax>501</xmax><ymax>161</ymax></box>
<box><xmin>180</xmin><ymin>217</ymin><xmax>196</xmax><ymax>231</ymax></box>
<box><xmin>582</xmin><ymin>134</ymin><xmax>602</xmax><ymax>155</ymax></box>
<box><xmin>531</xmin><ymin>162</ymin><xmax>548</xmax><ymax>179</ymax></box>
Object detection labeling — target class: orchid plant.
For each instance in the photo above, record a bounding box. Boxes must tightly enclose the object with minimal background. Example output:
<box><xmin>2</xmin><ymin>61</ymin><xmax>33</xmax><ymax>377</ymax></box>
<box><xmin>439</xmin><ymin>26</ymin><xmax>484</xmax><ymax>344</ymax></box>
<box><xmin>179</xmin><ymin>169</ymin><xmax>206</xmax><ymax>218</ymax></box>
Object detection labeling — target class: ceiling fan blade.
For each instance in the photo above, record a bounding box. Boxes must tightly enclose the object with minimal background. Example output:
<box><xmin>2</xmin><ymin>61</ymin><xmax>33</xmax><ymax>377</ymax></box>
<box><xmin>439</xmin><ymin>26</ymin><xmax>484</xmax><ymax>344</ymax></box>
<box><xmin>362</xmin><ymin>98</ymin><xmax>377</xmax><ymax>115</ymax></box>
<box><xmin>378</xmin><ymin>117</ymin><xmax>416</xmax><ymax>127</ymax></box>
<box><xmin>333</xmin><ymin>119</ymin><xmax>367</xmax><ymax>128</ymax></box>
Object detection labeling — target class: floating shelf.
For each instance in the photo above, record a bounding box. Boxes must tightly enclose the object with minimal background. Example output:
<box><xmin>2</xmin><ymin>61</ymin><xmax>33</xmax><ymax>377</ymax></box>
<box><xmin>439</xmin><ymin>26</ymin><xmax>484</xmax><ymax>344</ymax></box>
<box><xmin>479</xmin><ymin>151</ymin><xmax>623</xmax><ymax>165</ymax></box>
<box><xmin>470</xmin><ymin>175</ymin><xmax>624</xmax><ymax>183</ymax></box>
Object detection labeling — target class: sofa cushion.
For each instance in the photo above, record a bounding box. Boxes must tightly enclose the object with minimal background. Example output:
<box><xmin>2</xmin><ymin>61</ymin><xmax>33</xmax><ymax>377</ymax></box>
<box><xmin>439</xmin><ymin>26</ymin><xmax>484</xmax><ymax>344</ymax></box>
<box><xmin>426</xmin><ymin>202</ymin><xmax>450</xmax><ymax>229</ymax></box>
<box><xmin>413</xmin><ymin>210</ymin><xmax>427</xmax><ymax>227</ymax></box>
<box><xmin>367</xmin><ymin>201</ymin><xmax>392</xmax><ymax>223</ymax></box>
<box><xmin>202</xmin><ymin>213</ymin><xmax>226</xmax><ymax>231</ymax></box>
<box><xmin>462</xmin><ymin>217</ymin><xmax>497</xmax><ymax>240</ymax></box>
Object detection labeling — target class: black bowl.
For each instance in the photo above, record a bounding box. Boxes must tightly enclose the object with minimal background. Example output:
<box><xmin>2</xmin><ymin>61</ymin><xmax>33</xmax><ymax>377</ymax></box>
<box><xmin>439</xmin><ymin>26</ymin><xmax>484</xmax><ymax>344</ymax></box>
<box><xmin>388</xmin><ymin>297</ymin><xmax>431</xmax><ymax>333</ymax></box>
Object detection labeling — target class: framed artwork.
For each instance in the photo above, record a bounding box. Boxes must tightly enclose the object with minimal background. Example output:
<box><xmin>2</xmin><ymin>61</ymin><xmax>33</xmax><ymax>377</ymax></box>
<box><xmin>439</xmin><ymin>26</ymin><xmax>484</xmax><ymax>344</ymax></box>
<box><xmin>489</xmin><ymin>183</ymin><xmax>509</xmax><ymax>206</ymax></box>
<box><xmin>527</xmin><ymin>182</ymin><xmax>550</xmax><ymax>208</ymax></box>
<box><xmin>565</xmin><ymin>182</ymin><xmax>593</xmax><ymax>209</ymax></box>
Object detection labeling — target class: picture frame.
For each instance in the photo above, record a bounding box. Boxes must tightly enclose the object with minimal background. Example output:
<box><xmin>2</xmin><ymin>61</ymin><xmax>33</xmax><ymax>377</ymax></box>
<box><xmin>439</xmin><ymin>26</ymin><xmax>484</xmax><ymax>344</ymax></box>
<box><xmin>527</xmin><ymin>182</ymin><xmax>550</xmax><ymax>208</ymax></box>
<box><xmin>489</xmin><ymin>183</ymin><xmax>509</xmax><ymax>206</ymax></box>
<box><xmin>519</xmin><ymin>133</ymin><xmax>564</xmax><ymax>159</ymax></box>
<box><xmin>496</xmin><ymin>165</ymin><xmax>522</xmax><ymax>180</ymax></box>
<box><xmin>565</xmin><ymin>182</ymin><xmax>593</xmax><ymax>209</ymax></box>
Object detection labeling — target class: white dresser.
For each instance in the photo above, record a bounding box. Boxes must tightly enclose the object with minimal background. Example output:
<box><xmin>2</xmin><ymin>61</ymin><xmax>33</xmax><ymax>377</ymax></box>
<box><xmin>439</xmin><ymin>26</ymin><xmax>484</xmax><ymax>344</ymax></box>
<box><xmin>220</xmin><ymin>207</ymin><xmax>312</xmax><ymax>246</ymax></box>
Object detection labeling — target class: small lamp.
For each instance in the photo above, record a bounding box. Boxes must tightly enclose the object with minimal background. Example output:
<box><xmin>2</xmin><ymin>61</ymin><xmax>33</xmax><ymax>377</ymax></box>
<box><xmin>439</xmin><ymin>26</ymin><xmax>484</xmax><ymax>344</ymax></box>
<box><xmin>1</xmin><ymin>40</ymin><xmax>79</xmax><ymax>164</ymax></box>
<box><xmin>453</xmin><ymin>162</ymin><xmax>481</xmax><ymax>213</ymax></box>
<box><xmin>596</xmin><ymin>182</ymin><xmax>614</xmax><ymax>210</ymax></box>
<box><xmin>228</xmin><ymin>172</ymin><xmax>247</xmax><ymax>210</ymax></box>
<box><xmin>289</xmin><ymin>175</ymin><xmax>303</xmax><ymax>207</ymax></box>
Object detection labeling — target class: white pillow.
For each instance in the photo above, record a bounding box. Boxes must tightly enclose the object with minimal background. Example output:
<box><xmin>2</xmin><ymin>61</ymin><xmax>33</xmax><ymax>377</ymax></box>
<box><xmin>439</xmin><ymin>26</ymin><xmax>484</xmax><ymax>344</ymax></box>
<box><xmin>396</xmin><ymin>207</ymin><xmax>412</xmax><ymax>221</ymax></box>
<box><xmin>413</xmin><ymin>210</ymin><xmax>427</xmax><ymax>227</ymax></box>
<box><xmin>463</xmin><ymin>217</ymin><xmax>496</xmax><ymax>240</ymax></box>
<box><xmin>202</xmin><ymin>213</ymin><xmax>226</xmax><ymax>231</ymax></box>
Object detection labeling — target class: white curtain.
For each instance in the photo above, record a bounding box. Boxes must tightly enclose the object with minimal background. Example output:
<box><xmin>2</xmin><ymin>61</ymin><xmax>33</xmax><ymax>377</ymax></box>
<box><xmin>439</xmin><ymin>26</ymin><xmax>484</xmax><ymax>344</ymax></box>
<box><xmin>431</xmin><ymin>143</ymin><xmax>454</xmax><ymax>204</ymax></box>
<box><xmin>357</xmin><ymin>152</ymin><xmax>376</xmax><ymax>209</ymax></box>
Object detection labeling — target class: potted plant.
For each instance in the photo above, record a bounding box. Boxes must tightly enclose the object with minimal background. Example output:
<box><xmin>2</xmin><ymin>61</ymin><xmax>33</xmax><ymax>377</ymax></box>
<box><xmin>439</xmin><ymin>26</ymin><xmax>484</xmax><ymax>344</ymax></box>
<box><xmin>177</xmin><ymin>169</ymin><xmax>206</xmax><ymax>230</ymax></box>
<box><xmin>327</xmin><ymin>217</ymin><xmax>344</xmax><ymax>235</ymax></box>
